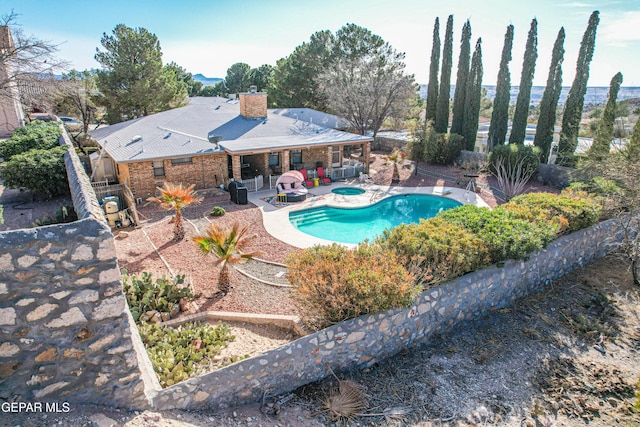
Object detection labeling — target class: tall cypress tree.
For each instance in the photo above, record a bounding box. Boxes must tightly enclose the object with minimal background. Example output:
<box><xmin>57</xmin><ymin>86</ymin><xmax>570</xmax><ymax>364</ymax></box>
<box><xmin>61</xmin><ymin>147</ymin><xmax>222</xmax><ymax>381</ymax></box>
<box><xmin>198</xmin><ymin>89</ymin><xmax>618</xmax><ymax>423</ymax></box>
<box><xmin>425</xmin><ymin>17</ymin><xmax>440</xmax><ymax>124</ymax></box>
<box><xmin>451</xmin><ymin>20</ymin><xmax>471</xmax><ymax>135</ymax></box>
<box><xmin>588</xmin><ymin>72</ymin><xmax>623</xmax><ymax>158</ymax></box>
<box><xmin>510</xmin><ymin>18</ymin><xmax>538</xmax><ymax>145</ymax></box>
<box><xmin>435</xmin><ymin>15</ymin><xmax>454</xmax><ymax>133</ymax></box>
<box><xmin>558</xmin><ymin>10</ymin><xmax>600</xmax><ymax>161</ymax></box>
<box><xmin>462</xmin><ymin>38</ymin><xmax>483</xmax><ymax>150</ymax></box>
<box><xmin>488</xmin><ymin>25</ymin><xmax>514</xmax><ymax>151</ymax></box>
<box><xmin>534</xmin><ymin>27</ymin><xmax>565</xmax><ymax>162</ymax></box>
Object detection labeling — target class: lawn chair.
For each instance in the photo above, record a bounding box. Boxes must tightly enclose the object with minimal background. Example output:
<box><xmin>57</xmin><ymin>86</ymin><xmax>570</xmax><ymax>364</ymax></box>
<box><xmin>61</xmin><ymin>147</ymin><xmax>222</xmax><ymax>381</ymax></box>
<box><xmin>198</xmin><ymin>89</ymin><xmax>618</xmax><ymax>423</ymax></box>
<box><xmin>299</xmin><ymin>169</ymin><xmax>314</xmax><ymax>187</ymax></box>
<box><xmin>317</xmin><ymin>167</ymin><xmax>331</xmax><ymax>184</ymax></box>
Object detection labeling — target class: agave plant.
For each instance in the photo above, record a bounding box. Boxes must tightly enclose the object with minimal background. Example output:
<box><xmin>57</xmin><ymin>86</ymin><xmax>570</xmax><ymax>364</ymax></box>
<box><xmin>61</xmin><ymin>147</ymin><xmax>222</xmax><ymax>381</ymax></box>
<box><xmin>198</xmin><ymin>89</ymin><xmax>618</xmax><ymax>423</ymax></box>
<box><xmin>147</xmin><ymin>183</ymin><xmax>203</xmax><ymax>241</ymax></box>
<box><xmin>192</xmin><ymin>222</ymin><xmax>259</xmax><ymax>295</ymax></box>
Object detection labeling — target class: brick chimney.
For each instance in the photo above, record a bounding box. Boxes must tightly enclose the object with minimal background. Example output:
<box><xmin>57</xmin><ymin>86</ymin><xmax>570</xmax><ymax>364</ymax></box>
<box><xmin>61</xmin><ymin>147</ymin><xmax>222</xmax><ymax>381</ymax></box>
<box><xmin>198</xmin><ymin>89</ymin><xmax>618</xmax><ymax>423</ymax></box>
<box><xmin>239</xmin><ymin>86</ymin><xmax>267</xmax><ymax>119</ymax></box>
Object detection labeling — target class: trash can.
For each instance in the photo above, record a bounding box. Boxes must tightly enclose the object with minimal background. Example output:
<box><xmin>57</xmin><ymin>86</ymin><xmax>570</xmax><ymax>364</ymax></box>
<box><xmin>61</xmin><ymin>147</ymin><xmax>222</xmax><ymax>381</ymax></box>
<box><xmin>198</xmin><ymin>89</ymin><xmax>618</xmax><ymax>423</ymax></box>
<box><xmin>228</xmin><ymin>181</ymin><xmax>247</xmax><ymax>204</ymax></box>
<box><xmin>236</xmin><ymin>186</ymin><xmax>248</xmax><ymax>205</ymax></box>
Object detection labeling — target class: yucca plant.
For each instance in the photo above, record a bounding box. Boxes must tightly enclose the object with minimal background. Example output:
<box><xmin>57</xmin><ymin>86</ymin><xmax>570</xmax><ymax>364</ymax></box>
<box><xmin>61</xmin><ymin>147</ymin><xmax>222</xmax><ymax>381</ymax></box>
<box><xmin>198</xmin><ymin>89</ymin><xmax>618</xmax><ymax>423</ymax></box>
<box><xmin>192</xmin><ymin>222</ymin><xmax>259</xmax><ymax>295</ymax></box>
<box><xmin>147</xmin><ymin>183</ymin><xmax>203</xmax><ymax>241</ymax></box>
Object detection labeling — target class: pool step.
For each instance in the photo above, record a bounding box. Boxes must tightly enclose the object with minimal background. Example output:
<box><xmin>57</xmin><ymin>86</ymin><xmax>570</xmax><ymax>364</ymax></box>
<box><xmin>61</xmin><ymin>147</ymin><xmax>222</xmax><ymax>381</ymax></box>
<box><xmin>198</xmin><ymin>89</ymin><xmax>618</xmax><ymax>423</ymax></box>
<box><xmin>290</xmin><ymin>209</ymin><xmax>350</xmax><ymax>227</ymax></box>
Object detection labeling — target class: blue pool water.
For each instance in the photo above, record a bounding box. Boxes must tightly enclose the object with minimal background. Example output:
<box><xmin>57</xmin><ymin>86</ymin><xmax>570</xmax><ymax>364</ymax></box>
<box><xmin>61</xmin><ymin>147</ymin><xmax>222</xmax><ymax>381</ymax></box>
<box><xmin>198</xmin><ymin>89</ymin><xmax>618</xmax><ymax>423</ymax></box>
<box><xmin>289</xmin><ymin>194</ymin><xmax>461</xmax><ymax>244</ymax></box>
<box><xmin>331</xmin><ymin>187</ymin><xmax>366</xmax><ymax>196</ymax></box>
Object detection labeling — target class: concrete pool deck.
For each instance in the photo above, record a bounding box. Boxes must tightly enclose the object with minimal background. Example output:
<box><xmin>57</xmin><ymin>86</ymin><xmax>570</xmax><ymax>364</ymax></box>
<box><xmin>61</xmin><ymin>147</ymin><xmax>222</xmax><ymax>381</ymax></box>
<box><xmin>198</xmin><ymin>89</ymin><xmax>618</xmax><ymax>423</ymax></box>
<box><xmin>247</xmin><ymin>182</ymin><xmax>491</xmax><ymax>249</ymax></box>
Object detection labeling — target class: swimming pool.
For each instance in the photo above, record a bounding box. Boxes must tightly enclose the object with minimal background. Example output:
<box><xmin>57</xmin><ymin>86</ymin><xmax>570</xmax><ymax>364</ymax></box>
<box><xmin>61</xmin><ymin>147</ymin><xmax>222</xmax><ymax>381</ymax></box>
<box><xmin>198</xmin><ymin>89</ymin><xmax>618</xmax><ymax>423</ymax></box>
<box><xmin>289</xmin><ymin>194</ymin><xmax>461</xmax><ymax>244</ymax></box>
<box><xmin>331</xmin><ymin>187</ymin><xmax>366</xmax><ymax>196</ymax></box>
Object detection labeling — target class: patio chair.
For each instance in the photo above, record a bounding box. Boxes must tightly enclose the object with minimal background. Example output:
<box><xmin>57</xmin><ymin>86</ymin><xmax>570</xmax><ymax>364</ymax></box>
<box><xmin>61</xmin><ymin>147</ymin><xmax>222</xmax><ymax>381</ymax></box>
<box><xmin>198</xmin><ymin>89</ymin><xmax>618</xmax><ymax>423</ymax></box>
<box><xmin>317</xmin><ymin>167</ymin><xmax>331</xmax><ymax>184</ymax></box>
<box><xmin>299</xmin><ymin>169</ymin><xmax>314</xmax><ymax>187</ymax></box>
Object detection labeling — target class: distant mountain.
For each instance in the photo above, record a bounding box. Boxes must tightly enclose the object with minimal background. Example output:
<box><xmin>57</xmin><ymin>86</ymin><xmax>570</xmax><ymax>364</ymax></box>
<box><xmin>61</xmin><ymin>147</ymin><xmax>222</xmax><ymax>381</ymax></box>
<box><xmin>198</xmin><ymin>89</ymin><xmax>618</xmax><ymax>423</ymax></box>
<box><xmin>193</xmin><ymin>74</ymin><xmax>223</xmax><ymax>87</ymax></box>
<box><xmin>418</xmin><ymin>84</ymin><xmax>640</xmax><ymax>106</ymax></box>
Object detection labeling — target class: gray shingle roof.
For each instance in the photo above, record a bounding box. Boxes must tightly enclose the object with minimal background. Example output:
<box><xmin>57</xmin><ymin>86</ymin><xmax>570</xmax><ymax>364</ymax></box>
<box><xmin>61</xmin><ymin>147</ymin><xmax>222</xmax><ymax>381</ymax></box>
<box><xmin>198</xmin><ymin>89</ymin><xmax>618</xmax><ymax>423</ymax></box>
<box><xmin>90</xmin><ymin>97</ymin><xmax>371</xmax><ymax>163</ymax></box>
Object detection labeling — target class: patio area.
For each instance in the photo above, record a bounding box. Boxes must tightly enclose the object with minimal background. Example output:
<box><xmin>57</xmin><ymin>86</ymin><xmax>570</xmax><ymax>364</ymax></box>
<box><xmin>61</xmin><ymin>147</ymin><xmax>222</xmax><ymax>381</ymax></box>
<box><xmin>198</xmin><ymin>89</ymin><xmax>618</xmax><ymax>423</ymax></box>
<box><xmin>249</xmin><ymin>181</ymin><xmax>491</xmax><ymax>249</ymax></box>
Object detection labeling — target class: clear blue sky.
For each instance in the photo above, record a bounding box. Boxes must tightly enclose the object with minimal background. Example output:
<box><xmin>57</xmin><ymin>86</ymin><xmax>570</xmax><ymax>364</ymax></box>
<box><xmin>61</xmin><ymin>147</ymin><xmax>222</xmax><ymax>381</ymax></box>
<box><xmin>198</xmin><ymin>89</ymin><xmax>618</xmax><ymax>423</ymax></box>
<box><xmin>8</xmin><ymin>0</ymin><xmax>640</xmax><ymax>86</ymax></box>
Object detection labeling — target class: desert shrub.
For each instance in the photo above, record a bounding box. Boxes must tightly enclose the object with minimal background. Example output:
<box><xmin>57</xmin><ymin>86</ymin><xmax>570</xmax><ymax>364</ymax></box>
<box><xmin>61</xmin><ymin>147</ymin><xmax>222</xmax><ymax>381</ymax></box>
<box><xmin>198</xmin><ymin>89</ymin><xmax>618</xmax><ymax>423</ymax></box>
<box><xmin>33</xmin><ymin>205</ymin><xmax>77</xmax><ymax>227</ymax></box>
<box><xmin>0</xmin><ymin>146</ymin><xmax>69</xmax><ymax>198</ymax></box>
<box><xmin>568</xmin><ymin>176</ymin><xmax>620</xmax><ymax>197</ymax></box>
<box><xmin>437</xmin><ymin>205</ymin><xmax>556</xmax><ymax>263</ymax></box>
<box><xmin>425</xmin><ymin>132</ymin><xmax>466</xmax><ymax>165</ymax></box>
<box><xmin>0</xmin><ymin>120</ymin><xmax>62</xmax><ymax>160</ymax></box>
<box><xmin>378</xmin><ymin>218</ymin><xmax>489</xmax><ymax>287</ymax></box>
<box><xmin>489</xmin><ymin>144</ymin><xmax>540</xmax><ymax>175</ymax></box>
<box><xmin>500</xmin><ymin>192</ymin><xmax>601</xmax><ymax>234</ymax></box>
<box><xmin>138</xmin><ymin>321</ymin><xmax>240</xmax><ymax>387</ymax></box>
<box><xmin>122</xmin><ymin>271</ymin><xmax>201</xmax><ymax>324</ymax></box>
<box><xmin>489</xmin><ymin>144</ymin><xmax>540</xmax><ymax>201</ymax></box>
<box><xmin>286</xmin><ymin>243</ymin><xmax>419</xmax><ymax>330</ymax></box>
<box><xmin>210</xmin><ymin>206</ymin><xmax>226</xmax><ymax>217</ymax></box>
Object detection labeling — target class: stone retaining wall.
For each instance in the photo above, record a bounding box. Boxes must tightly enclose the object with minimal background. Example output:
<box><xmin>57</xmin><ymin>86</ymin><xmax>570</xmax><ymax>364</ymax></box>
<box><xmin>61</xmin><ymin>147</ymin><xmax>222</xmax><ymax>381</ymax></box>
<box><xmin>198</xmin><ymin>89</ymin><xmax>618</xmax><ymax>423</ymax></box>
<box><xmin>0</xmin><ymin>131</ymin><xmax>153</xmax><ymax>409</ymax></box>
<box><xmin>151</xmin><ymin>217</ymin><xmax>624</xmax><ymax>411</ymax></box>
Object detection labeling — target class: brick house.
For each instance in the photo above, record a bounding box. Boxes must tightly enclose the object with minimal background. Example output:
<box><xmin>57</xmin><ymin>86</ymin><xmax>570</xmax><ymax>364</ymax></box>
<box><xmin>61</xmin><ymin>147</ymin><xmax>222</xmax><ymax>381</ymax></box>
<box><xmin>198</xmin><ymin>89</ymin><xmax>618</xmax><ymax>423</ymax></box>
<box><xmin>90</xmin><ymin>90</ymin><xmax>372</xmax><ymax>198</ymax></box>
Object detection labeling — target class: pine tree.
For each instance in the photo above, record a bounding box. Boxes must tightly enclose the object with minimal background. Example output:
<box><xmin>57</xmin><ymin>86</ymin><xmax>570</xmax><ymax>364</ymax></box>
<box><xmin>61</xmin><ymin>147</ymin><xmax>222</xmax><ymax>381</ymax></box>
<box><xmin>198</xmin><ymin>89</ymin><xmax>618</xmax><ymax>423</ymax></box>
<box><xmin>435</xmin><ymin>15</ymin><xmax>454</xmax><ymax>133</ymax></box>
<box><xmin>588</xmin><ymin>72</ymin><xmax>623</xmax><ymax>159</ymax></box>
<box><xmin>534</xmin><ymin>27</ymin><xmax>565</xmax><ymax>162</ymax></box>
<box><xmin>425</xmin><ymin>17</ymin><xmax>440</xmax><ymax>124</ymax></box>
<box><xmin>462</xmin><ymin>38</ymin><xmax>483</xmax><ymax>150</ymax></box>
<box><xmin>558</xmin><ymin>10</ymin><xmax>600</xmax><ymax>162</ymax></box>
<box><xmin>488</xmin><ymin>25</ymin><xmax>514</xmax><ymax>151</ymax></box>
<box><xmin>510</xmin><ymin>18</ymin><xmax>538</xmax><ymax>145</ymax></box>
<box><xmin>451</xmin><ymin>20</ymin><xmax>472</xmax><ymax>136</ymax></box>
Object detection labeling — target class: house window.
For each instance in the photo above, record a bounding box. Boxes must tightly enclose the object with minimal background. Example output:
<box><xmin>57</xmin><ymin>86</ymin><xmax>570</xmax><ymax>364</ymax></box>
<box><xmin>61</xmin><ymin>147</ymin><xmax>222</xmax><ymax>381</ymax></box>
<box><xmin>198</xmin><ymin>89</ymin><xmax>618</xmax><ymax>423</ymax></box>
<box><xmin>153</xmin><ymin>161</ymin><xmax>165</xmax><ymax>177</ymax></box>
<box><xmin>268</xmin><ymin>152</ymin><xmax>280</xmax><ymax>166</ymax></box>
<box><xmin>331</xmin><ymin>146</ymin><xmax>341</xmax><ymax>165</ymax></box>
<box><xmin>291</xmin><ymin>150</ymin><xmax>302</xmax><ymax>164</ymax></box>
<box><xmin>171</xmin><ymin>157</ymin><xmax>193</xmax><ymax>165</ymax></box>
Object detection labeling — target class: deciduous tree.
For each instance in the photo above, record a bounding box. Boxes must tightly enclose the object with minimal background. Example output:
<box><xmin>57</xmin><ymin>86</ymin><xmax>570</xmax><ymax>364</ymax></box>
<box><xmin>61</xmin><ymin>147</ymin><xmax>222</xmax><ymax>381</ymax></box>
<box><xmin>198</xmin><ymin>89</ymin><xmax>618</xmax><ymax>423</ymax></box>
<box><xmin>450</xmin><ymin>20</ymin><xmax>471</xmax><ymax>136</ymax></box>
<box><xmin>534</xmin><ymin>28</ymin><xmax>565</xmax><ymax>162</ymax></box>
<box><xmin>0</xmin><ymin>11</ymin><xmax>67</xmax><ymax>104</ymax></box>
<box><xmin>435</xmin><ymin>15</ymin><xmax>453</xmax><ymax>133</ymax></box>
<box><xmin>318</xmin><ymin>24</ymin><xmax>417</xmax><ymax>137</ymax></box>
<box><xmin>55</xmin><ymin>69</ymin><xmax>99</xmax><ymax>136</ymax></box>
<box><xmin>488</xmin><ymin>25</ymin><xmax>514</xmax><ymax>151</ymax></box>
<box><xmin>510</xmin><ymin>18</ymin><xmax>538</xmax><ymax>145</ymax></box>
<box><xmin>558</xmin><ymin>10</ymin><xmax>600</xmax><ymax>162</ymax></box>
<box><xmin>425</xmin><ymin>17</ymin><xmax>440</xmax><ymax>124</ymax></box>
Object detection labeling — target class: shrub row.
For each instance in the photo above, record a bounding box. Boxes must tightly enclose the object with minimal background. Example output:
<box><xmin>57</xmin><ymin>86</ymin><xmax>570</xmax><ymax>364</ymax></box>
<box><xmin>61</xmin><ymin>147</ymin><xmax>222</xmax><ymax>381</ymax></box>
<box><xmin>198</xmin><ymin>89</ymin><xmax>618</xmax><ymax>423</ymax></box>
<box><xmin>287</xmin><ymin>192</ymin><xmax>602</xmax><ymax>328</ymax></box>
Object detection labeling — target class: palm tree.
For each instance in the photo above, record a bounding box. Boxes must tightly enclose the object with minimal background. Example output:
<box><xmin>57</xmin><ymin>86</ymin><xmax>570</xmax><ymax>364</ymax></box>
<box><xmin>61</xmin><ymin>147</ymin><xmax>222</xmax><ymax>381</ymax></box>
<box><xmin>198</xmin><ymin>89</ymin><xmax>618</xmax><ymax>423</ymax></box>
<box><xmin>192</xmin><ymin>222</ymin><xmax>259</xmax><ymax>295</ymax></box>
<box><xmin>147</xmin><ymin>183</ymin><xmax>203</xmax><ymax>241</ymax></box>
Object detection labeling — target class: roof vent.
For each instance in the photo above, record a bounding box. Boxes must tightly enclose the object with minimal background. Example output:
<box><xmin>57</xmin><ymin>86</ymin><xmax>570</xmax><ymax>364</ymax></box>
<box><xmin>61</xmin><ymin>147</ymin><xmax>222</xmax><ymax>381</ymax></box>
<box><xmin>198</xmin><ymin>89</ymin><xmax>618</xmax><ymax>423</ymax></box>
<box><xmin>131</xmin><ymin>135</ymin><xmax>142</xmax><ymax>143</ymax></box>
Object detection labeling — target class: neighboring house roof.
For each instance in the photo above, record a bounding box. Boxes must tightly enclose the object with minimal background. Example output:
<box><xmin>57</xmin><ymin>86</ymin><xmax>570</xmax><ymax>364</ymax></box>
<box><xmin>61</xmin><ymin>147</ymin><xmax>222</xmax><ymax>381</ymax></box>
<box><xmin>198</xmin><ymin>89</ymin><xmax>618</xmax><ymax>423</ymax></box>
<box><xmin>270</xmin><ymin>107</ymin><xmax>350</xmax><ymax>129</ymax></box>
<box><xmin>90</xmin><ymin>97</ymin><xmax>371</xmax><ymax>163</ymax></box>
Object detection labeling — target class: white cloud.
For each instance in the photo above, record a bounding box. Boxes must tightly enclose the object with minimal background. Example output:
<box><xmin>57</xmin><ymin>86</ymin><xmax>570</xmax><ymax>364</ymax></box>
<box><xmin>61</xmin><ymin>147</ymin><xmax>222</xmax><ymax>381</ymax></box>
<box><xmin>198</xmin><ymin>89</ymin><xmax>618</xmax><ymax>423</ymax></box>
<box><xmin>561</xmin><ymin>2</ymin><xmax>592</xmax><ymax>7</ymax></box>
<box><xmin>600</xmin><ymin>11</ymin><xmax>640</xmax><ymax>44</ymax></box>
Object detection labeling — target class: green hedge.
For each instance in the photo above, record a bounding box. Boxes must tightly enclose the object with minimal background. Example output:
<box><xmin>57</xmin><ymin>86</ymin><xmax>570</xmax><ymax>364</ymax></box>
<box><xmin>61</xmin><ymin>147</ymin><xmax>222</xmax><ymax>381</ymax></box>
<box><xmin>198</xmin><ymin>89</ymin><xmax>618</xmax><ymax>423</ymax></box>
<box><xmin>436</xmin><ymin>205</ymin><xmax>557</xmax><ymax>263</ymax></box>
<box><xmin>499</xmin><ymin>192</ymin><xmax>601</xmax><ymax>234</ymax></box>
<box><xmin>378</xmin><ymin>218</ymin><xmax>489</xmax><ymax>287</ymax></box>
<box><xmin>0</xmin><ymin>121</ymin><xmax>62</xmax><ymax>160</ymax></box>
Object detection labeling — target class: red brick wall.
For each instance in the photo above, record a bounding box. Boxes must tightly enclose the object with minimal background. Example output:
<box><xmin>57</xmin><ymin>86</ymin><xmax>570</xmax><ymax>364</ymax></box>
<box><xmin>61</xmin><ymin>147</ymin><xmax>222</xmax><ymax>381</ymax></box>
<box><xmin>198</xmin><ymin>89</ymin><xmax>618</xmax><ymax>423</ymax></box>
<box><xmin>121</xmin><ymin>154</ymin><xmax>228</xmax><ymax>198</ymax></box>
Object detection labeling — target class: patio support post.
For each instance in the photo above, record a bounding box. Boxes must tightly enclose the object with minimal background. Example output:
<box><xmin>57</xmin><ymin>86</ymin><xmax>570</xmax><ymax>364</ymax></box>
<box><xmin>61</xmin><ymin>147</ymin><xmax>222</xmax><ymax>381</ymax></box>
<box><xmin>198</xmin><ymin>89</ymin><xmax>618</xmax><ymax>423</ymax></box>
<box><xmin>325</xmin><ymin>147</ymin><xmax>333</xmax><ymax>177</ymax></box>
<box><xmin>231</xmin><ymin>155</ymin><xmax>241</xmax><ymax>180</ymax></box>
<box><xmin>283</xmin><ymin>150</ymin><xmax>290</xmax><ymax>173</ymax></box>
<box><xmin>363</xmin><ymin>142</ymin><xmax>371</xmax><ymax>173</ymax></box>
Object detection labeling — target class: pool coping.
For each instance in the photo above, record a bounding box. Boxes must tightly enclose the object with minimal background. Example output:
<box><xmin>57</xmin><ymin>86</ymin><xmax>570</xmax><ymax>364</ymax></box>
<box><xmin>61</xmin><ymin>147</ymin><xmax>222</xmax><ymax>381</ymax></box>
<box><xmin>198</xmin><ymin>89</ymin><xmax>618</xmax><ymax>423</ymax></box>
<box><xmin>248</xmin><ymin>183</ymin><xmax>490</xmax><ymax>249</ymax></box>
